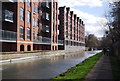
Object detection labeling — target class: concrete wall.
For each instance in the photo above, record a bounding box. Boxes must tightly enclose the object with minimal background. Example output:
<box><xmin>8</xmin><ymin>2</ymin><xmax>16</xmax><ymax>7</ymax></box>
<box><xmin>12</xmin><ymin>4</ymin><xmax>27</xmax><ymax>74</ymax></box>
<box><xmin>65</xmin><ymin>45</ymin><xmax>85</xmax><ymax>51</ymax></box>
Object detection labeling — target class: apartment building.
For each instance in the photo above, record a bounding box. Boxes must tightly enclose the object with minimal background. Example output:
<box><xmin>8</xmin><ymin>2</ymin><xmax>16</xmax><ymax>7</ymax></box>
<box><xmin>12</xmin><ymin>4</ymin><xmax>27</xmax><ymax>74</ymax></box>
<box><xmin>0</xmin><ymin>0</ymin><xmax>85</xmax><ymax>52</ymax></box>
<box><xmin>1</xmin><ymin>0</ymin><xmax>59</xmax><ymax>52</ymax></box>
<box><xmin>58</xmin><ymin>6</ymin><xmax>85</xmax><ymax>51</ymax></box>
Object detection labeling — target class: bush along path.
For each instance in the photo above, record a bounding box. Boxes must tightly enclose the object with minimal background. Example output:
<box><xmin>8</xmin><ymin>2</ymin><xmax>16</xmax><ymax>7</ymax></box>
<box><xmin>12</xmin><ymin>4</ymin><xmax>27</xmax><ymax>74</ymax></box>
<box><xmin>110</xmin><ymin>56</ymin><xmax>120</xmax><ymax>81</ymax></box>
<box><xmin>51</xmin><ymin>52</ymin><xmax>103</xmax><ymax>81</ymax></box>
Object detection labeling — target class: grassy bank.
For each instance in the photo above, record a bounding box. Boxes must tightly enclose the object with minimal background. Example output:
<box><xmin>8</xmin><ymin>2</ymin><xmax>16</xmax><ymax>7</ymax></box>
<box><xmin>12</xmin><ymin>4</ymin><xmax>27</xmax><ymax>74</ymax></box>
<box><xmin>110</xmin><ymin>56</ymin><xmax>120</xmax><ymax>80</ymax></box>
<box><xmin>52</xmin><ymin>52</ymin><xmax>103</xmax><ymax>81</ymax></box>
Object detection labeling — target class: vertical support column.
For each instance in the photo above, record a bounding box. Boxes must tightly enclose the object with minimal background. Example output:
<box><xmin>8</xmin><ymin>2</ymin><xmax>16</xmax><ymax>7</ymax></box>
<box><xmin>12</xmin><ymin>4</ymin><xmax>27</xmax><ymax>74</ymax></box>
<box><xmin>17</xmin><ymin>1</ymin><xmax>20</xmax><ymax>52</ymax></box>
<box><xmin>0</xmin><ymin>1</ymin><xmax>2</xmax><ymax>53</ymax></box>
<box><xmin>31</xmin><ymin>0</ymin><xmax>33</xmax><ymax>42</ymax></box>
<box><xmin>51</xmin><ymin>0</ymin><xmax>53</xmax><ymax>50</ymax></box>
<box><xmin>24</xmin><ymin>44</ymin><xmax>27</xmax><ymax>51</ymax></box>
<box><xmin>25</xmin><ymin>0</ymin><xmax>27</xmax><ymax>41</ymax></box>
<box><xmin>56</xmin><ymin>2</ymin><xmax>58</xmax><ymax>50</ymax></box>
<box><xmin>31</xmin><ymin>0</ymin><xmax>33</xmax><ymax>51</ymax></box>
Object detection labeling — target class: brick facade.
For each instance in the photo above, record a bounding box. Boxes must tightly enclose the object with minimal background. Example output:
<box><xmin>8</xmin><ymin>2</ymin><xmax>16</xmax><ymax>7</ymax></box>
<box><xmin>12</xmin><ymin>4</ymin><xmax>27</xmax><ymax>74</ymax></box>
<box><xmin>1</xmin><ymin>0</ymin><xmax>58</xmax><ymax>52</ymax></box>
<box><xmin>58</xmin><ymin>6</ymin><xmax>85</xmax><ymax>51</ymax></box>
<box><xmin>1</xmin><ymin>1</ymin><xmax>85</xmax><ymax>52</ymax></box>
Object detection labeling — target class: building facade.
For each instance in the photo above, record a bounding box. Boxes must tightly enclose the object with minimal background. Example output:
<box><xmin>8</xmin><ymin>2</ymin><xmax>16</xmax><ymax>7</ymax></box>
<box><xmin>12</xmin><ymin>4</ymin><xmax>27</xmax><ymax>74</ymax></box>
<box><xmin>1</xmin><ymin>0</ymin><xmax>59</xmax><ymax>52</ymax></box>
<box><xmin>0</xmin><ymin>1</ymin><xmax>84</xmax><ymax>52</ymax></box>
<box><xmin>58</xmin><ymin>6</ymin><xmax>85</xmax><ymax>51</ymax></box>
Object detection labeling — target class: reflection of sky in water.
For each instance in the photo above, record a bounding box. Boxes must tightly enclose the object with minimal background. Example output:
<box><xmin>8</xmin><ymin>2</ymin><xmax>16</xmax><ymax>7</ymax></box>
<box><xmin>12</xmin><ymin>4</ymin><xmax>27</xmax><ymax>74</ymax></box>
<box><xmin>2</xmin><ymin>50</ymin><xmax>101</xmax><ymax>79</ymax></box>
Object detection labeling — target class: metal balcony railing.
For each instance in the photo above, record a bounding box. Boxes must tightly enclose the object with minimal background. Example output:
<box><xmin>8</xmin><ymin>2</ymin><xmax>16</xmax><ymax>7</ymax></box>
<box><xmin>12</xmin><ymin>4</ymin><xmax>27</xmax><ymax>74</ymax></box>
<box><xmin>0</xmin><ymin>30</ymin><xmax>17</xmax><ymax>42</ymax></box>
<box><xmin>58</xmin><ymin>40</ymin><xmax>64</xmax><ymax>45</ymax></box>
<box><xmin>41</xmin><ymin>2</ymin><xmax>49</xmax><ymax>8</ymax></box>
<box><xmin>34</xmin><ymin>36</ymin><xmax>51</xmax><ymax>44</ymax></box>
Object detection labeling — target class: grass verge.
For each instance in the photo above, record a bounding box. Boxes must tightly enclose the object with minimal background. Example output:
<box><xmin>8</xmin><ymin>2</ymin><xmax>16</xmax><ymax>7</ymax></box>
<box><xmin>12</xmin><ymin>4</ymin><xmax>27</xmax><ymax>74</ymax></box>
<box><xmin>51</xmin><ymin>52</ymin><xmax>103</xmax><ymax>81</ymax></box>
<box><xmin>109</xmin><ymin>56</ymin><xmax>120</xmax><ymax>80</ymax></box>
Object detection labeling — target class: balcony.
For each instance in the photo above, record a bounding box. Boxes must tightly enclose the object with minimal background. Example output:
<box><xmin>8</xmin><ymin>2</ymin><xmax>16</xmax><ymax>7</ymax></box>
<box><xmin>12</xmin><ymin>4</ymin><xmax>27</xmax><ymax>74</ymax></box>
<box><xmin>7</xmin><ymin>0</ymin><xmax>14</xmax><ymax>2</ymax></box>
<box><xmin>41</xmin><ymin>2</ymin><xmax>49</xmax><ymax>8</ymax></box>
<box><xmin>33</xmin><ymin>36</ymin><xmax>51</xmax><ymax>44</ymax></box>
<box><xmin>0</xmin><ymin>30</ymin><xmax>17</xmax><ymax>42</ymax></box>
<box><xmin>58</xmin><ymin>40</ymin><xmax>64</xmax><ymax>45</ymax></box>
<box><xmin>41</xmin><ymin>12</ymin><xmax>50</xmax><ymax>21</ymax></box>
<box><xmin>4</xmin><ymin>10</ymin><xmax>14</xmax><ymax>23</ymax></box>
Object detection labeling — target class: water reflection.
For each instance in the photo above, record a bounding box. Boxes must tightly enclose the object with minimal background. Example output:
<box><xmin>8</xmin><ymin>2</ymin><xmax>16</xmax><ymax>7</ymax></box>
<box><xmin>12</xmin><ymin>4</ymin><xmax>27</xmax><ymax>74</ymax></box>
<box><xmin>2</xmin><ymin>50</ymin><xmax>101</xmax><ymax>79</ymax></box>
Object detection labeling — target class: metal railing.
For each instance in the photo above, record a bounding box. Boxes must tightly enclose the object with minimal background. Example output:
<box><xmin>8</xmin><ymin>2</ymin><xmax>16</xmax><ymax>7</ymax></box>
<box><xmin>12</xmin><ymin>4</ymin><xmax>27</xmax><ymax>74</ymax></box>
<box><xmin>0</xmin><ymin>30</ymin><xmax>17</xmax><ymax>41</ymax></box>
<box><xmin>34</xmin><ymin>36</ymin><xmax>51</xmax><ymax>44</ymax></box>
<box><xmin>58</xmin><ymin>40</ymin><xmax>64</xmax><ymax>45</ymax></box>
<box><xmin>41</xmin><ymin>2</ymin><xmax>49</xmax><ymax>8</ymax></box>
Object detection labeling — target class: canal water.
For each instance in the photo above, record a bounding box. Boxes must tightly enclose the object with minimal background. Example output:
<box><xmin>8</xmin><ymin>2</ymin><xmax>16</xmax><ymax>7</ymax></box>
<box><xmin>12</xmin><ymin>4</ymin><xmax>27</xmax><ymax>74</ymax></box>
<box><xmin>1</xmin><ymin>50</ymin><xmax>101</xmax><ymax>79</ymax></box>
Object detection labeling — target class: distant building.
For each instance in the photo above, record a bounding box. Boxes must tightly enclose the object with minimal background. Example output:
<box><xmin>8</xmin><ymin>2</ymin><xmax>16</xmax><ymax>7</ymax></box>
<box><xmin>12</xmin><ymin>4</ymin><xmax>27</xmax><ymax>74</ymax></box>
<box><xmin>58</xmin><ymin>6</ymin><xmax>85</xmax><ymax>51</ymax></box>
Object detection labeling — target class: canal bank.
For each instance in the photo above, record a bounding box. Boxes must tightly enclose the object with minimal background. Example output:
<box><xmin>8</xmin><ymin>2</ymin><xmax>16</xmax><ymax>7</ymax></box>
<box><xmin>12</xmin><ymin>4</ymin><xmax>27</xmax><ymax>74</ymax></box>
<box><xmin>1</xmin><ymin>50</ymin><xmax>102</xmax><ymax>79</ymax></box>
<box><xmin>0</xmin><ymin>50</ymin><xmax>84</xmax><ymax>64</ymax></box>
<box><xmin>52</xmin><ymin>52</ymin><xmax>103</xmax><ymax>80</ymax></box>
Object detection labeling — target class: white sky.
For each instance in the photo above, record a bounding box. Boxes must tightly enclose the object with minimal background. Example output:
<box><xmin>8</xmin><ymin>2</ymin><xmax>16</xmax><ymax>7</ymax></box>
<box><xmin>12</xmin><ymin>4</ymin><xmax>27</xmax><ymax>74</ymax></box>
<box><xmin>58</xmin><ymin>0</ymin><xmax>115</xmax><ymax>37</ymax></box>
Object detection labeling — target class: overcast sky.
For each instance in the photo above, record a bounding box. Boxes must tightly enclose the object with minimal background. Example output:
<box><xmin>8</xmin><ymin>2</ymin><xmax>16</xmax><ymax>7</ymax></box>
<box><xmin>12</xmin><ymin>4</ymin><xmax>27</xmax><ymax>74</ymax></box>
<box><xmin>58</xmin><ymin>0</ymin><xmax>112</xmax><ymax>37</ymax></box>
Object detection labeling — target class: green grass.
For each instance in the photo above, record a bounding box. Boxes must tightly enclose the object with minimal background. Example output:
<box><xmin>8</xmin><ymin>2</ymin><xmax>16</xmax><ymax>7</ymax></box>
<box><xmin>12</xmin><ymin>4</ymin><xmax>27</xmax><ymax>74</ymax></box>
<box><xmin>110</xmin><ymin>56</ymin><xmax>120</xmax><ymax>80</ymax></box>
<box><xmin>51</xmin><ymin>52</ymin><xmax>103</xmax><ymax>81</ymax></box>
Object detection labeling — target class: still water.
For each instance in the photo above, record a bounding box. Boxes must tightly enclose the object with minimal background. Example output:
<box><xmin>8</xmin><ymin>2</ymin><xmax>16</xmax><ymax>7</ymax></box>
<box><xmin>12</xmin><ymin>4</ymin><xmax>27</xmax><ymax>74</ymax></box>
<box><xmin>1</xmin><ymin>50</ymin><xmax>101</xmax><ymax>79</ymax></box>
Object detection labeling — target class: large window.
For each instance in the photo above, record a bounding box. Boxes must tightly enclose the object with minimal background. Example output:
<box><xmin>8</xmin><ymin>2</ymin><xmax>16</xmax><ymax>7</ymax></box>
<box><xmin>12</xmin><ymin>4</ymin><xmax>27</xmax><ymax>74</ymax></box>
<box><xmin>58</xmin><ymin>30</ymin><xmax>59</xmax><ymax>35</ymax></box>
<box><xmin>20</xmin><ymin>26</ymin><xmax>24</xmax><ymax>39</ymax></box>
<box><xmin>58</xmin><ymin>20</ymin><xmax>60</xmax><ymax>25</ymax></box>
<box><xmin>42</xmin><ymin>12</ymin><xmax>45</xmax><ymax>19</ymax></box>
<box><xmin>4</xmin><ymin>10</ymin><xmax>14</xmax><ymax>22</ymax></box>
<box><xmin>33</xmin><ymin>18</ymin><xmax>37</xmax><ymax>28</ymax></box>
<box><xmin>28</xmin><ymin>0</ymin><xmax>31</xmax><ymax>6</ymax></box>
<box><xmin>46</xmin><ymin>1</ymin><xmax>49</xmax><ymax>8</ymax></box>
<box><xmin>27</xmin><ymin>28</ymin><xmax>30</xmax><ymax>40</ymax></box>
<box><xmin>46</xmin><ymin>25</ymin><xmax>49</xmax><ymax>32</ymax></box>
<box><xmin>33</xmin><ymin>17</ymin><xmax>35</xmax><ymax>28</ymax></box>
<box><xmin>20</xmin><ymin>0</ymin><xmax>24</xmax><ymax>2</ymax></box>
<box><xmin>33</xmin><ymin>32</ymin><xmax>35</xmax><ymax>40</ymax></box>
<box><xmin>20</xmin><ymin>8</ymin><xmax>24</xmax><ymax>21</ymax></box>
<box><xmin>46</xmin><ymin>13</ymin><xmax>49</xmax><ymax>20</ymax></box>
<box><xmin>35</xmin><ymin>19</ymin><xmax>37</xmax><ymax>28</ymax></box>
<box><xmin>33</xmin><ymin>4</ymin><xmax>38</xmax><ymax>13</ymax></box>
<box><xmin>27</xmin><ymin>11</ymin><xmax>30</xmax><ymax>22</ymax></box>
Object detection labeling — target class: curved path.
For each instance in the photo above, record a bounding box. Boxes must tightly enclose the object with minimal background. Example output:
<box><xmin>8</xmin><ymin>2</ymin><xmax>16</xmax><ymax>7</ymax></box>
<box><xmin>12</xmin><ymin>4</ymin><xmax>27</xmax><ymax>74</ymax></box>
<box><xmin>85</xmin><ymin>55</ymin><xmax>113</xmax><ymax>81</ymax></box>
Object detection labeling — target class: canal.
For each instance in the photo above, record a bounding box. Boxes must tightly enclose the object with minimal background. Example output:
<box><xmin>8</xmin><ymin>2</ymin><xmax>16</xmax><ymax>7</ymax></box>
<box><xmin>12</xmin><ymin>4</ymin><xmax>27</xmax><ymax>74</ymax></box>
<box><xmin>1</xmin><ymin>50</ymin><xmax>101</xmax><ymax>79</ymax></box>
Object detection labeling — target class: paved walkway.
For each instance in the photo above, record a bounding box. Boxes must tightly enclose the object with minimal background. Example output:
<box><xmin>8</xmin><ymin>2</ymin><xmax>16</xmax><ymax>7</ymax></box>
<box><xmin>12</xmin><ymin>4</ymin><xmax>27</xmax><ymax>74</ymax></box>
<box><xmin>85</xmin><ymin>55</ymin><xmax>114</xmax><ymax>81</ymax></box>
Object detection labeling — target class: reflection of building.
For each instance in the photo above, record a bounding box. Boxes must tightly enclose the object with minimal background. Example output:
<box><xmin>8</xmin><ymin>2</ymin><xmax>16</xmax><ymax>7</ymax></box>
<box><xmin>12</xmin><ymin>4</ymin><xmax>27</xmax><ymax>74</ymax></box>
<box><xmin>1</xmin><ymin>0</ymin><xmax>58</xmax><ymax>52</ymax></box>
<box><xmin>50</xmin><ymin>56</ymin><xmax>59</xmax><ymax>63</ymax></box>
<box><xmin>58</xmin><ymin>6</ymin><xmax>85</xmax><ymax>51</ymax></box>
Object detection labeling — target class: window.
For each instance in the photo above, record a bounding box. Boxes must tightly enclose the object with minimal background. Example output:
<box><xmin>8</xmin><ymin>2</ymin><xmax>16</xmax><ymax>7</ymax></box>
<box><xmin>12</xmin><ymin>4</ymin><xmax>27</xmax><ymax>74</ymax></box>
<box><xmin>27</xmin><ymin>11</ymin><xmax>30</xmax><ymax>22</ymax></box>
<box><xmin>33</xmin><ymin>32</ymin><xmax>35</xmax><ymax>40</ymax></box>
<box><xmin>42</xmin><ymin>12</ymin><xmax>45</xmax><ymax>19</ymax></box>
<box><xmin>53</xmin><ymin>12</ymin><xmax>55</xmax><ymax>20</ymax></box>
<box><xmin>46</xmin><ymin>1</ymin><xmax>49</xmax><ymax>8</ymax></box>
<box><xmin>33</xmin><ymin>18</ymin><xmax>37</xmax><ymax>28</ymax></box>
<box><xmin>46</xmin><ymin>13</ymin><xmax>49</xmax><ymax>20</ymax></box>
<box><xmin>34</xmin><ymin>19</ymin><xmax>37</xmax><ymax>28</ymax></box>
<box><xmin>33</xmin><ymin>4</ymin><xmax>38</xmax><ymax>13</ymax></box>
<box><xmin>28</xmin><ymin>0</ymin><xmax>31</xmax><ymax>6</ymax></box>
<box><xmin>4</xmin><ymin>10</ymin><xmax>14</xmax><ymax>22</ymax></box>
<box><xmin>20</xmin><ymin>26</ymin><xmax>24</xmax><ymax>39</ymax></box>
<box><xmin>53</xmin><ymin>24</ymin><xmax>54</xmax><ymax>31</ymax></box>
<box><xmin>27</xmin><ymin>28</ymin><xmax>30</xmax><ymax>40</ymax></box>
<box><xmin>58</xmin><ymin>20</ymin><xmax>60</xmax><ymax>25</ymax></box>
<box><xmin>20</xmin><ymin>0</ymin><xmax>24</xmax><ymax>2</ymax></box>
<box><xmin>46</xmin><ymin>25</ymin><xmax>49</xmax><ymax>32</ymax></box>
<box><xmin>58</xmin><ymin>30</ymin><xmax>59</xmax><ymax>35</ymax></box>
<box><xmin>20</xmin><ymin>8</ymin><xmax>24</xmax><ymax>21</ymax></box>
<box><xmin>33</xmin><ymin>17</ymin><xmax>35</xmax><ymax>28</ymax></box>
